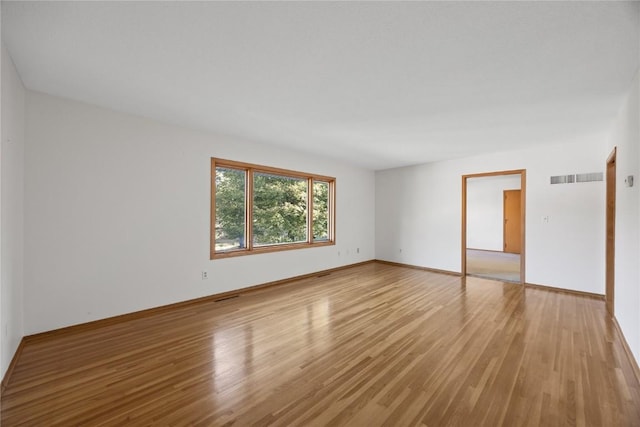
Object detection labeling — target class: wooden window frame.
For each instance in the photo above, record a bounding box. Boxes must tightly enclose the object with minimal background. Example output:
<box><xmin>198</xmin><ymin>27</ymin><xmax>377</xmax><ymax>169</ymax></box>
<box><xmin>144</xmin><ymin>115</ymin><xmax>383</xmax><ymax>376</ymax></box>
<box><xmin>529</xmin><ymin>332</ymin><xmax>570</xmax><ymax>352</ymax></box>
<box><xmin>211</xmin><ymin>158</ymin><xmax>336</xmax><ymax>259</ymax></box>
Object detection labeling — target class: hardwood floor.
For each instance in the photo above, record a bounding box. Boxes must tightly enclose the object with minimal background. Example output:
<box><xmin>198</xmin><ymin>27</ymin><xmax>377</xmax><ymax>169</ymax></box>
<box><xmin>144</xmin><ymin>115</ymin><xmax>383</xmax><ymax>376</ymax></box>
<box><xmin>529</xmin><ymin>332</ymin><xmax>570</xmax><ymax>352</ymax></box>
<box><xmin>466</xmin><ymin>249</ymin><xmax>520</xmax><ymax>283</ymax></box>
<box><xmin>2</xmin><ymin>263</ymin><xmax>640</xmax><ymax>426</ymax></box>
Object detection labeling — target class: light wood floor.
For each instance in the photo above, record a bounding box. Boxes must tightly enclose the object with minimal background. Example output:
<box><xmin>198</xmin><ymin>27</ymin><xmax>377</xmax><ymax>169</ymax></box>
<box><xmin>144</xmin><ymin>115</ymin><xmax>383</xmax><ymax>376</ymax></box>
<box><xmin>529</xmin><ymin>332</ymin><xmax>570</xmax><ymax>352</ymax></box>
<box><xmin>467</xmin><ymin>249</ymin><xmax>520</xmax><ymax>283</ymax></box>
<box><xmin>2</xmin><ymin>263</ymin><xmax>640</xmax><ymax>426</ymax></box>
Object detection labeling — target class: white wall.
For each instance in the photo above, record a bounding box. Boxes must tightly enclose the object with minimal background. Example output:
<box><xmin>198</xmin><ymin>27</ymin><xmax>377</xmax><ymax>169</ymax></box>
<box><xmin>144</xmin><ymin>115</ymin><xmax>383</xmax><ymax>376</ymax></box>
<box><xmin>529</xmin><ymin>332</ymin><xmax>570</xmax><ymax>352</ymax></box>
<box><xmin>467</xmin><ymin>175</ymin><xmax>521</xmax><ymax>251</ymax></box>
<box><xmin>376</xmin><ymin>136</ymin><xmax>607</xmax><ymax>294</ymax></box>
<box><xmin>1</xmin><ymin>44</ymin><xmax>25</xmax><ymax>378</ymax></box>
<box><xmin>1</xmin><ymin>7</ymin><xmax>4</xmax><ymax>380</ymax></box>
<box><xmin>607</xmin><ymin>69</ymin><xmax>640</xmax><ymax>364</ymax></box>
<box><xmin>24</xmin><ymin>91</ymin><xmax>375</xmax><ymax>335</ymax></box>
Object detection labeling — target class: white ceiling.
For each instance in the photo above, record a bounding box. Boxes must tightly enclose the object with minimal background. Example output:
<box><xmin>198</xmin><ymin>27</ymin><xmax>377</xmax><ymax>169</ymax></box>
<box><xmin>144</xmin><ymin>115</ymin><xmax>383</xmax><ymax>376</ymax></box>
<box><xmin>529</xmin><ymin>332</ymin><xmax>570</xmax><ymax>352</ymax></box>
<box><xmin>2</xmin><ymin>1</ymin><xmax>639</xmax><ymax>170</ymax></box>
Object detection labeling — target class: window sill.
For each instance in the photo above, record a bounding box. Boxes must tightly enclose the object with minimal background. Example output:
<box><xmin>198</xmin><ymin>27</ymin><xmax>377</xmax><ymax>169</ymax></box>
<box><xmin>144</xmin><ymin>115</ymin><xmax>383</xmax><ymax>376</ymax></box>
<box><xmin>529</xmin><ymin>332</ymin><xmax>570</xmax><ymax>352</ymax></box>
<box><xmin>211</xmin><ymin>240</ymin><xmax>335</xmax><ymax>260</ymax></box>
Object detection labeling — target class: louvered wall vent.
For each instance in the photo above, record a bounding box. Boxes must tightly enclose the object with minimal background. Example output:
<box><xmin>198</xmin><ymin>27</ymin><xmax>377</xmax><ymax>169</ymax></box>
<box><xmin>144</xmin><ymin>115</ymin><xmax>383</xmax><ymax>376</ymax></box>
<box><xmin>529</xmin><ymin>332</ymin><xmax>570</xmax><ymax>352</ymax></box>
<box><xmin>575</xmin><ymin>172</ymin><xmax>603</xmax><ymax>183</ymax></box>
<box><xmin>550</xmin><ymin>172</ymin><xmax>604</xmax><ymax>185</ymax></box>
<box><xmin>550</xmin><ymin>174</ymin><xmax>575</xmax><ymax>184</ymax></box>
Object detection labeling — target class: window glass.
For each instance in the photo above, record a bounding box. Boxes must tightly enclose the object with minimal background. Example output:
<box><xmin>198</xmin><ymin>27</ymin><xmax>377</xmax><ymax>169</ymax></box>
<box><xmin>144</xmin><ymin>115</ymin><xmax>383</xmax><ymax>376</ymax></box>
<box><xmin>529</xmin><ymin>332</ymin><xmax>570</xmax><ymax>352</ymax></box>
<box><xmin>313</xmin><ymin>181</ymin><xmax>330</xmax><ymax>241</ymax></box>
<box><xmin>214</xmin><ymin>167</ymin><xmax>246</xmax><ymax>251</ymax></box>
<box><xmin>253</xmin><ymin>173</ymin><xmax>308</xmax><ymax>246</ymax></box>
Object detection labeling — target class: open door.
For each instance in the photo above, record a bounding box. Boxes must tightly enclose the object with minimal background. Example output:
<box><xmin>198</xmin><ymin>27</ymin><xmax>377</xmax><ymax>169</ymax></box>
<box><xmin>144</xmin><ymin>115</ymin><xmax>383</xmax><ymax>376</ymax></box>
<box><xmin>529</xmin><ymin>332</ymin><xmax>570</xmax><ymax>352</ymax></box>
<box><xmin>503</xmin><ymin>190</ymin><xmax>522</xmax><ymax>254</ymax></box>
<box><xmin>606</xmin><ymin>148</ymin><xmax>616</xmax><ymax>315</ymax></box>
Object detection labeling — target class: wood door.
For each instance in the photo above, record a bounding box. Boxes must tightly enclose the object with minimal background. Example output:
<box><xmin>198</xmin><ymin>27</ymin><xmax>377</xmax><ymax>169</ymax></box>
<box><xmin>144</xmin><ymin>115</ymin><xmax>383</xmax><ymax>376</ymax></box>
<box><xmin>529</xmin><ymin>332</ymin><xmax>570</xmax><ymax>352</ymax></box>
<box><xmin>503</xmin><ymin>190</ymin><xmax>521</xmax><ymax>254</ymax></box>
<box><xmin>606</xmin><ymin>148</ymin><xmax>616</xmax><ymax>315</ymax></box>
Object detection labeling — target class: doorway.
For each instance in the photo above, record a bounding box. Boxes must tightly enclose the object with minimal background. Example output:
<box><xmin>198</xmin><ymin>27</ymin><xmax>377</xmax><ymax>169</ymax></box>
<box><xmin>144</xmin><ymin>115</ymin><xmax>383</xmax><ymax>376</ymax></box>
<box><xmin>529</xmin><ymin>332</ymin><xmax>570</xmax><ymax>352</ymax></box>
<box><xmin>606</xmin><ymin>148</ymin><xmax>616</xmax><ymax>315</ymax></box>
<box><xmin>462</xmin><ymin>170</ymin><xmax>526</xmax><ymax>284</ymax></box>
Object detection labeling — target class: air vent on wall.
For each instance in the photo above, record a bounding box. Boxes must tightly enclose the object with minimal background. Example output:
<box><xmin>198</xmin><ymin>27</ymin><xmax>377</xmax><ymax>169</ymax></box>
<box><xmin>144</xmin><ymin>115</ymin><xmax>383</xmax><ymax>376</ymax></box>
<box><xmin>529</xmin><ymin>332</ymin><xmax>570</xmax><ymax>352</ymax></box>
<box><xmin>576</xmin><ymin>172</ymin><xmax>603</xmax><ymax>183</ymax></box>
<box><xmin>550</xmin><ymin>172</ymin><xmax>604</xmax><ymax>185</ymax></box>
<box><xmin>550</xmin><ymin>174</ymin><xmax>575</xmax><ymax>184</ymax></box>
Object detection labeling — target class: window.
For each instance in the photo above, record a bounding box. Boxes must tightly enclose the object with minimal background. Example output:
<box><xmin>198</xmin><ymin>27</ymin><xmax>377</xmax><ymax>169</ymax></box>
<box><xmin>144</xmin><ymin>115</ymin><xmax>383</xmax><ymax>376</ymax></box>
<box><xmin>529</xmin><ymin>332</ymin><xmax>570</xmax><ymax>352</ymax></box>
<box><xmin>214</xmin><ymin>167</ymin><xmax>247</xmax><ymax>251</ymax></box>
<box><xmin>211</xmin><ymin>158</ymin><xmax>335</xmax><ymax>258</ymax></box>
<box><xmin>313</xmin><ymin>180</ymin><xmax>330</xmax><ymax>241</ymax></box>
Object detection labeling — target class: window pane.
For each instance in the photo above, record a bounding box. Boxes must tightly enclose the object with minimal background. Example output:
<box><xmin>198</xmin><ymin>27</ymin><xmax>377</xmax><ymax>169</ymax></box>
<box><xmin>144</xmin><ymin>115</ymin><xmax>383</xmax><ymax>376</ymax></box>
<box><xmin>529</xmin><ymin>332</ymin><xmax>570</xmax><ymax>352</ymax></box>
<box><xmin>313</xmin><ymin>181</ymin><xmax>330</xmax><ymax>241</ymax></box>
<box><xmin>253</xmin><ymin>173</ymin><xmax>307</xmax><ymax>246</ymax></box>
<box><xmin>215</xmin><ymin>167</ymin><xmax>246</xmax><ymax>251</ymax></box>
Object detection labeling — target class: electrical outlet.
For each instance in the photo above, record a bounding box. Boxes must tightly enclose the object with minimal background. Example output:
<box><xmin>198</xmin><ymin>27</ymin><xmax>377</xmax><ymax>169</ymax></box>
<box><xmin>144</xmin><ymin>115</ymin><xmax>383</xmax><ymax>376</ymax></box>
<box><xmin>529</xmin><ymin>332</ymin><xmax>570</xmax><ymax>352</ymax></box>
<box><xmin>357</xmin><ymin>248</ymin><xmax>360</xmax><ymax>254</ymax></box>
<box><xmin>202</xmin><ymin>271</ymin><xmax>208</xmax><ymax>280</ymax></box>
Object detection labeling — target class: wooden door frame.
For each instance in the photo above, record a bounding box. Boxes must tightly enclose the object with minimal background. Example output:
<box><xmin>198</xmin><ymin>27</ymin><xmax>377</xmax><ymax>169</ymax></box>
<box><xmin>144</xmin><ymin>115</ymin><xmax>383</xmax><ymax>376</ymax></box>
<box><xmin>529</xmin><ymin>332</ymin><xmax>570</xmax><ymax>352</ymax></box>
<box><xmin>462</xmin><ymin>169</ymin><xmax>526</xmax><ymax>284</ymax></box>
<box><xmin>503</xmin><ymin>189</ymin><xmax>522</xmax><ymax>254</ymax></box>
<box><xmin>606</xmin><ymin>147</ymin><xmax>616</xmax><ymax>315</ymax></box>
